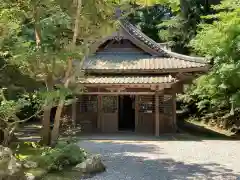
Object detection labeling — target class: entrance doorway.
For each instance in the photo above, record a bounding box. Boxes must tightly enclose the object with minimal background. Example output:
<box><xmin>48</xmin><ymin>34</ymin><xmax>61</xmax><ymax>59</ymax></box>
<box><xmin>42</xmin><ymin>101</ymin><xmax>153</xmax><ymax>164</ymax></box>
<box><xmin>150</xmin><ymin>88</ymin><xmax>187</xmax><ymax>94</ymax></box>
<box><xmin>118</xmin><ymin>95</ymin><xmax>135</xmax><ymax>131</ymax></box>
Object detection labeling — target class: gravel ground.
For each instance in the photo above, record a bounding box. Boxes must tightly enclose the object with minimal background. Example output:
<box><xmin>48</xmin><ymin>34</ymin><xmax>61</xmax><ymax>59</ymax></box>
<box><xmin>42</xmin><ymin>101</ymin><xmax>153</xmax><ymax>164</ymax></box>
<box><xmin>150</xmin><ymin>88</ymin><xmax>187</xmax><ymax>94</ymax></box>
<box><xmin>77</xmin><ymin>134</ymin><xmax>240</xmax><ymax>180</ymax></box>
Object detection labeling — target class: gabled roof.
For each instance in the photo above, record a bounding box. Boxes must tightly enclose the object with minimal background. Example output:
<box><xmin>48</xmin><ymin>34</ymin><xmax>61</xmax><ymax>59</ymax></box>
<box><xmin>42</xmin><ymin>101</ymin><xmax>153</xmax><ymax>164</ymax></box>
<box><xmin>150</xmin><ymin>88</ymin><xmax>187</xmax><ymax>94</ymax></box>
<box><xmin>82</xmin><ymin>19</ymin><xmax>209</xmax><ymax>73</ymax></box>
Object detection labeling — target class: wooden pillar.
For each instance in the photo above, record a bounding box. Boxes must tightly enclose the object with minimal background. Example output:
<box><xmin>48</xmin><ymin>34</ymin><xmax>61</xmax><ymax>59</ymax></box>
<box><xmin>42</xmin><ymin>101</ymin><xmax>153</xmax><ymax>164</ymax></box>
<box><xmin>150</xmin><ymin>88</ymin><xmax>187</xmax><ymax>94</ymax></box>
<box><xmin>72</xmin><ymin>97</ymin><xmax>77</xmax><ymax>127</ymax></box>
<box><xmin>97</xmin><ymin>95</ymin><xmax>102</xmax><ymax>130</ymax></box>
<box><xmin>135</xmin><ymin>95</ymin><xmax>139</xmax><ymax>133</ymax></box>
<box><xmin>172</xmin><ymin>93</ymin><xmax>177</xmax><ymax>132</ymax></box>
<box><xmin>155</xmin><ymin>92</ymin><xmax>160</xmax><ymax>136</ymax></box>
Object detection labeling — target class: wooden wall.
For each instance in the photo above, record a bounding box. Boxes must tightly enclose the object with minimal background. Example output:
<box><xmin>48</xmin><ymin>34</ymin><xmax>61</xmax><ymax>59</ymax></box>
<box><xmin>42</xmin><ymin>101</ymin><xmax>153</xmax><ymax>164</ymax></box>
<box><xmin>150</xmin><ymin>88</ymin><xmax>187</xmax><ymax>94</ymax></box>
<box><xmin>65</xmin><ymin>93</ymin><xmax>175</xmax><ymax>134</ymax></box>
<box><xmin>100</xmin><ymin>96</ymin><xmax>118</xmax><ymax>133</ymax></box>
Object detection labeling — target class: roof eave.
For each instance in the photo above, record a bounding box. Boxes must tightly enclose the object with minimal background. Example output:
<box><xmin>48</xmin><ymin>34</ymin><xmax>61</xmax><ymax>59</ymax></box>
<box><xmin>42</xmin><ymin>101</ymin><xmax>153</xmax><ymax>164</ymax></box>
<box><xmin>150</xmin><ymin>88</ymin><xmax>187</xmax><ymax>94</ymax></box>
<box><xmin>83</xmin><ymin>66</ymin><xmax>209</xmax><ymax>74</ymax></box>
<box><xmin>79</xmin><ymin>82</ymin><xmax>176</xmax><ymax>86</ymax></box>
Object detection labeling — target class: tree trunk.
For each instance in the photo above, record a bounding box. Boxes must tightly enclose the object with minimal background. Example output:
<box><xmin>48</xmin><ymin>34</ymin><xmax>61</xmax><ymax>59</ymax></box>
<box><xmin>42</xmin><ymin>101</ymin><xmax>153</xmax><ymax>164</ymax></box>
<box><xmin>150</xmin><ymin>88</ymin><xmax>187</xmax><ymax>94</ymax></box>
<box><xmin>51</xmin><ymin>62</ymin><xmax>72</xmax><ymax>146</ymax></box>
<box><xmin>41</xmin><ymin>106</ymin><xmax>52</xmax><ymax>145</ymax></box>
<box><xmin>50</xmin><ymin>100</ymin><xmax>65</xmax><ymax>145</ymax></box>
<box><xmin>2</xmin><ymin>130</ymin><xmax>9</xmax><ymax>146</ymax></box>
<box><xmin>230</xmin><ymin>101</ymin><xmax>235</xmax><ymax>115</ymax></box>
<box><xmin>0</xmin><ymin>129</ymin><xmax>4</xmax><ymax>144</ymax></box>
<box><xmin>34</xmin><ymin>5</ymin><xmax>41</xmax><ymax>48</ymax></box>
<box><xmin>33</xmin><ymin>4</ymin><xmax>52</xmax><ymax>146</ymax></box>
<box><xmin>41</xmin><ymin>75</ymin><xmax>54</xmax><ymax>145</ymax></box>
<box><xmin>2</xmin><ymin>126</ymin><xmax>18</xmax><ymax>147</ymax></box>
<box><xmin>180</xmin><ymin>0</ymin><xmax>189</xmax><ymax>19</ymax></box>
<box><xmin>51</xmin><ymin>0</ymin><xmax>82</xmax><ymax>146</ymax></box>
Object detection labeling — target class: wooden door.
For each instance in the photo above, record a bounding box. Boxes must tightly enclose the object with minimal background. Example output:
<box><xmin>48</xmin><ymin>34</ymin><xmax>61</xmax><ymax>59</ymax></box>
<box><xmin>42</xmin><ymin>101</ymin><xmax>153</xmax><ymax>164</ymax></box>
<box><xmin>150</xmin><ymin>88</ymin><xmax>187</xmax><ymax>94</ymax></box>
<box><xmin>136</xmin><ymin>95</ymin><xmax>155</xmax><ymax>134</ymax></box>
<box><xmin>101</xmin><ymin>96</ymin><xmax>118</xmax><ymax>133</ymax></box>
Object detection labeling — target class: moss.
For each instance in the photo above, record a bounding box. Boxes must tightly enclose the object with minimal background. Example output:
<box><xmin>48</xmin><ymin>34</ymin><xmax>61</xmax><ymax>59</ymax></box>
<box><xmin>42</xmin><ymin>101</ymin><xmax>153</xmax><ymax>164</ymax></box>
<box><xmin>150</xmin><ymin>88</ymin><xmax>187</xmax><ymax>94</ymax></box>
<box><xmin>13</xmin><ymin>142</ymin><xmax>45</xmax><ymax>162</ymax></box>
<box><xmin>25</xmin><ymin>168</ymin><xmax>48</xmax><ymax>179</ymax></box>
<box><xmin>10</xmin><ymin>140</ymin><xmax>88</xmax><ymax>180</ymax></box>
<box><xmin>41</xmin><ymin>169</ymin><xmax>88</xmax><ymax>180</ymax></box>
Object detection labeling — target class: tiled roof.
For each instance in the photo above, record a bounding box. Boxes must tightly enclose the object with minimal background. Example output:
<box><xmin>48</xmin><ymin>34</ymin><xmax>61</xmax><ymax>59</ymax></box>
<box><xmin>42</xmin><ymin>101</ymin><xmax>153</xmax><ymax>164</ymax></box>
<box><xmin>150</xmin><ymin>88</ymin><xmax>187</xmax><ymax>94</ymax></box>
<box><xmin>78</xmin><ymin>75</ymin><xmax>176</xmax><ymax>84</ymax></box>
<box><xmin>121</xmin><ymin>20</ymin><xmax>207</xmax><ymax>64</ymax></box>
<box><xmin>83</xmin><ymin>52</ymin><xmax>206</xmax><ymax>71</ymax></box>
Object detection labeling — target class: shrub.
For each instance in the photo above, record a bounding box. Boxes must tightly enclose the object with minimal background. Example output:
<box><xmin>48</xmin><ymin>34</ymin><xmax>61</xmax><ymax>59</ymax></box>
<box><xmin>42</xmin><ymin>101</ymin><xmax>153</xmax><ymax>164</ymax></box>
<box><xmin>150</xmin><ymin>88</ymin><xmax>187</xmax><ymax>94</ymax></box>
<box><xmin>14</xmin><ymin>141</ymin><xmax>88</xmax><ymax>172</ymax></box>
<box><xmin>39</xmin><ymin>142</ymin><xmax>87</xmax><ymax>171</ymax></box>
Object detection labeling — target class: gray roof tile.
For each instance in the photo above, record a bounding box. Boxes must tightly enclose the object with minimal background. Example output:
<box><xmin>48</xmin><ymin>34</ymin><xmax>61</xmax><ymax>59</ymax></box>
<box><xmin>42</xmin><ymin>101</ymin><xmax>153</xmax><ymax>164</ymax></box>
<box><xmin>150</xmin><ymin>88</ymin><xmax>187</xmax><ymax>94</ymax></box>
<box><xmin>78</xmin><ymin>75</ymin><xmax>176</xmax><ymax>84</ymax></box>
<box><xmin>83</xmin><ymin>52</ymin><xmax>206</xmax><ymax>71</ymax></box>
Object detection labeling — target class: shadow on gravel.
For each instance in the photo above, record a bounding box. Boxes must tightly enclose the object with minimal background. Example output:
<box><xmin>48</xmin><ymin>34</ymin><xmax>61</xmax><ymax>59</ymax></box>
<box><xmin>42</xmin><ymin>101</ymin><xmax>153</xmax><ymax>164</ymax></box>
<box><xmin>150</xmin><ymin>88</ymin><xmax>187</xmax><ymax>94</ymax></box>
<box><xmin>79</xmin><ymin>140</ymin><xmax>240</xmax><ymax>180</ymax></box>
<box><xmin>118</xmin><ymin>156</ymin><xmax>240</xmax><ymax>180</ymax></box>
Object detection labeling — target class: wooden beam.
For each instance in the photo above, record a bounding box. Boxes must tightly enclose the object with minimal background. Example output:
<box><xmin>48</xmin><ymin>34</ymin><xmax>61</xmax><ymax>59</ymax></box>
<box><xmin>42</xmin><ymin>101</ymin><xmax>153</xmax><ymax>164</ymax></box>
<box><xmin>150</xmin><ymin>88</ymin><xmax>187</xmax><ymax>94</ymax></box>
<box><xmin>105</xmin><ymin>87</ymin><xmax>126</xmax><ymax>92</ymax></box>
<box><xmin>84</xmin><ymin>66</ymin><xmax>209</xmax><ymax>74</ymax></box>
<box><xmin>155</xmin><ymin>92</ymin><xmax>160</xmax><ymax>136</ymax></box>
<box><xmin>97</xmin><ymin>95</ymin><xmax>102</xmax><ymax>130</ymax></box>
<box><xmin>82</xmin><ymin>92</ymin><xmax>157</xmax><ymax>95</ymax></box>
<box><xmin>135</xmin><ymin>95</ymin><xmax>139</xmax><ymax>133</ymax></box>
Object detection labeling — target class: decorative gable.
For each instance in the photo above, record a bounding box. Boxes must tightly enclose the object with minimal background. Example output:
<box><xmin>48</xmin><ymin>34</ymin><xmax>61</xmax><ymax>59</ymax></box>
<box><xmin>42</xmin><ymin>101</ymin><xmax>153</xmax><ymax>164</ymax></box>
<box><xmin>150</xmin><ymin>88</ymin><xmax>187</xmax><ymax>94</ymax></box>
<box><xmin>97</xmin><ymin>39</ymin><xmax>150</xmax><ymax>54</ymax></box>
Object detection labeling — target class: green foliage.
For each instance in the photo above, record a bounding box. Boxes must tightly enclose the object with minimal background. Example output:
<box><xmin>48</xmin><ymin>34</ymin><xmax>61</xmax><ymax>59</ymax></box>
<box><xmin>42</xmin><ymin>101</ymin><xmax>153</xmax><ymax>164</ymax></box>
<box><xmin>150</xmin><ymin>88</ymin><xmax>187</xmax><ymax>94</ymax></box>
<box><xmin>0</xmin><ymin>87</ymin><xmax>40</xmax><ymax>146</ymax></box>
<box><xmin>39</xmin><ymin>142</ymin><xmax>87</xmax><ymax>171</ymax></box>
<box><xmin>128</xmin><ymin>4</ymin><xmax>171</xmax><ymax>41</ymax></box>
<box><xmin>0</xmin><ymin>0</ymin><xmax>119</xmax><ymax>91</ymax></box>
<box><xmin>180</xmin><ymin>0</ymin><xmax>240</xmax><ymax>126</ymax></box>
<box><xmin>0</xmin><ymin>0</ymin><xmax>122</xmax><ymax>145</ymax></box>
<box><xmin>14</xmin><ymin>141</ymin><xmax>87</xmax><ymax>172</ymax></box>
<box><xmin>158</xmin><ymin>0</ymin><xmax>217</xmax><ymax>54</ymax></box>
<box><xmin>132</xmin><ymin>0</ymin><xmax>179</xmax><ymax>11</ymax></box>
<box><xmin>0</xmin><ymin>96</ymin><xmax>29</xmax><ymax>121</ymax></box>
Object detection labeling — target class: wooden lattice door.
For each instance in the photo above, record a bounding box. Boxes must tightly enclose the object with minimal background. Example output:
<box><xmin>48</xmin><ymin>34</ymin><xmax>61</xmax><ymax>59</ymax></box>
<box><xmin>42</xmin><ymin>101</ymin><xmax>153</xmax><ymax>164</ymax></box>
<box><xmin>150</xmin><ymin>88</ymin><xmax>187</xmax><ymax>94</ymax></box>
<box><xmin>101</xmin><ymin>96</ymin><xmax>118</xmax><ymax>133</ymax></box>
<box><xmin>136</xmin><ymin>95</ymin><xmax>155</xmax><ymax>134</ymax></box>
<box><xmin>158</xmin><ymin>95</ymin><xmax>174</xmax><ymax>132</ymax></box>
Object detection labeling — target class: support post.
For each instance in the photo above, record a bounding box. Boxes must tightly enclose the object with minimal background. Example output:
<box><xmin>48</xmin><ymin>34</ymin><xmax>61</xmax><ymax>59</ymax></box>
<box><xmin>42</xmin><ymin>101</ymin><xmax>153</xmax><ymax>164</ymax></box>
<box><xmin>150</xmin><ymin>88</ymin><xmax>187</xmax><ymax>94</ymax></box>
<box><xmin>97</xmin><ymin>95</ymin><xmax>102</xmax><ymax>130</ymax></box>
<box><xmin>72</xmin><ymin>97</ymin><xmax>77</xmax><ymax>127</ymax></box>
<box><xmin>155</xmin><ymin>92</ymin><xmax>160</xmax><ymax>136</ymax></box>
<box><xmin>172</xmin><ymin>93</ymin><xmax>177</xmax><ymax>132</ymax></box>
<box><xmin>135</xmin><ymin>95</ymin><xmax>139</xmax><ymax>133</ymax></box>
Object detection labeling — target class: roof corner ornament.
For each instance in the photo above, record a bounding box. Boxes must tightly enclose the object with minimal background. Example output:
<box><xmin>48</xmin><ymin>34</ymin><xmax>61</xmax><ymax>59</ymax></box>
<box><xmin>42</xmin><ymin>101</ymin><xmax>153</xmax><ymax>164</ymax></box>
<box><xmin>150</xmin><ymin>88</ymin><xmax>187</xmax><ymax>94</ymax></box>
<box><xmin>113</xmin><ymin>32</ymin><xmax>124</xmax><ymax>42</ymax></box>
<box><xmin>113</xmin><ymin>7</ymin><xmax>125</xmax><ymax>42</ymax></box>
<box><xmin>115</xmin><ymin>7</ymin><xmax>122</xmax><ymax>19</ymax></box>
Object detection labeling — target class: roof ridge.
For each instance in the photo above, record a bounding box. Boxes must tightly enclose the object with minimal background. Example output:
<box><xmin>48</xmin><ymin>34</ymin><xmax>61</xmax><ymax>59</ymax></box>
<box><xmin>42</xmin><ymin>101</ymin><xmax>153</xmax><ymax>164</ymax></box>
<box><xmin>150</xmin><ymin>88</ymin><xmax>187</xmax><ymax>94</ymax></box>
<box><xmin>120</xmin><ymin>19</ymin><xmax>207</xmax><ymax>64</ymax></box>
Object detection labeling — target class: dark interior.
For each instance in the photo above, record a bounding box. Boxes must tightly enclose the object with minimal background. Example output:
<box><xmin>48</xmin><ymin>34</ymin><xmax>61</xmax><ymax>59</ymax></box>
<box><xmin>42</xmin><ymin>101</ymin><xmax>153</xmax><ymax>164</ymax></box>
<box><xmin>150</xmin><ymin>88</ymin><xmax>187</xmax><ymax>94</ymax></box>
<box><xmin>118</xmin><ymin>96</ymin><xmax>135</xmax><ymax>131</ymax></box>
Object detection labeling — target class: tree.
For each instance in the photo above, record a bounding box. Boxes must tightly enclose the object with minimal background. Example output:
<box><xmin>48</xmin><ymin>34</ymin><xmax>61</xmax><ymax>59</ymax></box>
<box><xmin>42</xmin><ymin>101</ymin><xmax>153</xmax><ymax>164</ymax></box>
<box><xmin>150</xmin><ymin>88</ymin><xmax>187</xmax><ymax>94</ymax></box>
<box><xmin>181</xmin><ymin>0</ymin><xmax>240</xmax><ymax>120</ymax></box>
<box><xmin>128</xmin><ymin>4</ymin><xmax>171</xmax><ymax>42</ymax></box>
<box><xmin>1</xmin><ymin>0</ymin><xmax>173</xmax><ymax>146</ymax></box>
<box><xmin>0</xmin><ymin>88</ymin><xmax>40</xmax><ymax>146</ymax></box>
<box><xmin>0</xmin><ymin>0</ymin><xmax>119</xmax><ymax>145</ymax></box>
<box><xmin>158</xmin><ymin>0</ymin><xmax>221</xmax><ymax>54</ymax></box>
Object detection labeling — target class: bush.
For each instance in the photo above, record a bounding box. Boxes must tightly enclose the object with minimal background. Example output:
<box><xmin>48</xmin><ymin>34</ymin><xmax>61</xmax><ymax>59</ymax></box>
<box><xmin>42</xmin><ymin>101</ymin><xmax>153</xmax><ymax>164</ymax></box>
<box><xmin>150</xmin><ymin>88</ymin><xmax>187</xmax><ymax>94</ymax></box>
<box><xmin>14</xmin><ymin>141</ymin><xmax>88</xmax><ymax>172</ymax></box>
<box><xmin>39</xmin><ymin>142</ymin><xmax>87</xmax><ymax>171</ymax></box>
